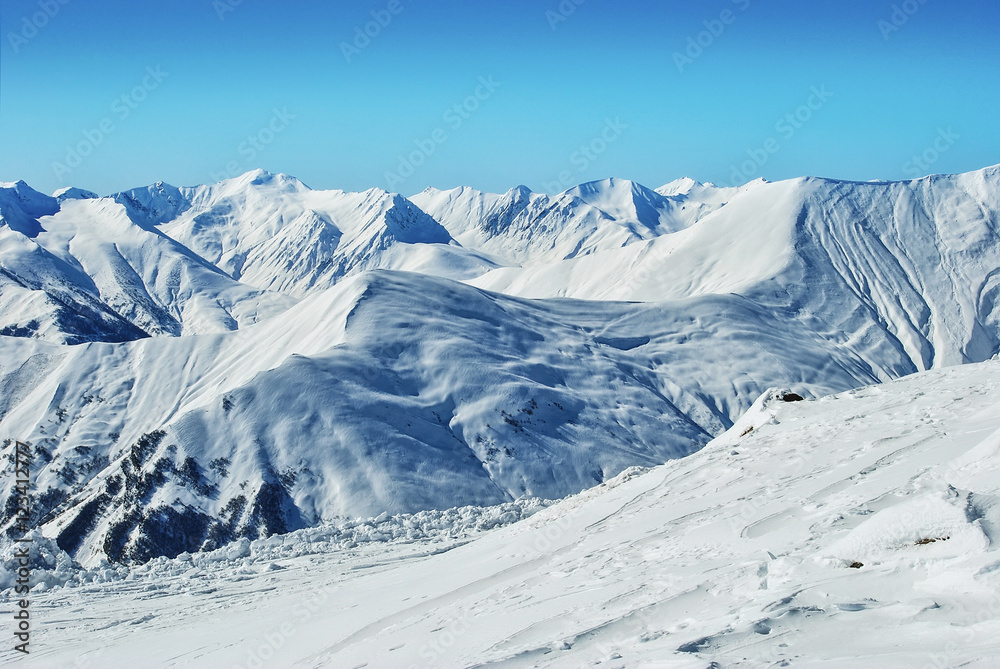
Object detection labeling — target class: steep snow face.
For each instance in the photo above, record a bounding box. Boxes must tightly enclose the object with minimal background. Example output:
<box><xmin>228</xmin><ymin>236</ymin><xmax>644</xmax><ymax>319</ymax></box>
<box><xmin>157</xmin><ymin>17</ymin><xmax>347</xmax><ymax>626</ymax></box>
<box><xmin>7</xmin><ymin>360</ymin><xmax>1000</xmax><ymax>668</ymax></box>
<box><xmin>0</xmin><ymin>270</ymin><xmax>885</xmax><ymax>567</ymax></box>
<box><xmin>784</xmin><ymin>169</ymin><xmax>1000</xmax><ymax>371</ymax></box>
<box><xmin>114</xmin><ymin>180</ymin><xmax>191</xmax><ymax>227</ymax></box>
<box><xmin>0</xmin><ymin>180</ymin><xmax>59</xmax><ymax>238</ymax></box>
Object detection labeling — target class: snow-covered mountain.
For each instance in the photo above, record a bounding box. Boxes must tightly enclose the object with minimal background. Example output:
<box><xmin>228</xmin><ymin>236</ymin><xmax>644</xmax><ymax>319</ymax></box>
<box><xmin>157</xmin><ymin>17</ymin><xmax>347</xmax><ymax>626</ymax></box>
<box><xmin>409</xmin><ymin>177</ymin><xmax>710</xmax><ymax>265</ymax></box>
<box><xmin>473</xmin><ymin>167</ymin><xmax>1000</xmax><ymax>374</ymax></box>
<box><xmin>1</xmin><ymin>165</ymin><xmax>998</xmax><ymax>567</ymax></box>
<box><xmin>138</xmin><ymin>169</ymin><xmax>496</xmax><ymax>297</ymax></box>
<box><xmin>0</xmin><ymin>180</ymin><xmax>293</xmax><ymax>343</ymax></box>
<box><xmin>0</xmin><ymin>271</ymin><xmax>886</xmax><ymax>567</ymax></box>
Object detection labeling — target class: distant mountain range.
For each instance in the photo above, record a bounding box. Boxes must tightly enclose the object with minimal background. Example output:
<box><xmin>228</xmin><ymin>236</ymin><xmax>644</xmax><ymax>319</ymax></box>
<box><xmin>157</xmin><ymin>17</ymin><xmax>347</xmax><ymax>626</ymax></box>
<box><xmin>1</xmin><ymin>165</ymin><xmax>998</xmax><ymax>566</ymax></box>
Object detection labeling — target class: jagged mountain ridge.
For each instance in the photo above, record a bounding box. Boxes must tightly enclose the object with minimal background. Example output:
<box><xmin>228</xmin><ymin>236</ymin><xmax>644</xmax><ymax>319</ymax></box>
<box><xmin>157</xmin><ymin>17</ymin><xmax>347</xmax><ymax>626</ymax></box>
<box><xmin>152</xmin><ymin>170</ymin><xmax>491</xmax><ymax>297</ymax></box>
<box><xmin>0</xmin><ymin>180</ymin><xmax>295</xmax><ymax>343</ymax></box>
<box><xmin>473</xmin><ymin>167</ymin><xmax>1000</xmax><ymax>374</ymax></box>
<box><xmin>409</xmin><ymin>177</ymin><xmax>715</xmax><ymax>265</ymax></box>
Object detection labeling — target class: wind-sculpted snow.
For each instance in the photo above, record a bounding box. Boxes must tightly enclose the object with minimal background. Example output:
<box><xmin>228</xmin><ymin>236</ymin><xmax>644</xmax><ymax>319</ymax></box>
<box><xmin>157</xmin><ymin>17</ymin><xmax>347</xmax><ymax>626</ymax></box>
<box><xmin>789</xmin><ymin>170</ymin><xmax>1000</xmax><ymax>370</ymax></box>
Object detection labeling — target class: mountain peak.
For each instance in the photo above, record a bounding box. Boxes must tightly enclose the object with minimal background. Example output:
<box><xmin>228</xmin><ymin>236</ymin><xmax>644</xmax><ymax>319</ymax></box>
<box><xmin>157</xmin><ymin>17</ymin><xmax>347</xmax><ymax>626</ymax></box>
<box><xmin>0</xmin><ymin>180</ymin><xmax>59</xmax><ymax>237</ymax></box>
<box><xmin>657</xmin><ymin>176</ymin><xmax>701</xmax><ymax>197</ymax></box>
<box><xmin>567</xmin><ymin>177</ymin><xmax>664</xmax><ymax>201</ymax></box>
<box><xmin>113</xmin><ymin>181</ymin><xmax>190</xmax><ymax>226</ymax></box>
<box><xmin>562</xmin><ymin>177</ymin><xmax>680</xmax><ymax>234</ymax></box>
<box><xmin>54</xmin><ymin>187</ymin><xmax>100</xmax><ymax>201</ymax></box>
<box><xmin>216</xmin><ymin>169</ymin><xmax>308</xmax><ymax>192</ymax></box>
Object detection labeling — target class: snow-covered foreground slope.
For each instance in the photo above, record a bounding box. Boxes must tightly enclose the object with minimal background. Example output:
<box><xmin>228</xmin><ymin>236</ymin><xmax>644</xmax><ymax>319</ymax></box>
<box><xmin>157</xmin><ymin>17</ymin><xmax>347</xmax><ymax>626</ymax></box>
<box><xmin>6</xmin><ymin>358</ymin><xmax>1000</xmax><ymax>668</ymax></box>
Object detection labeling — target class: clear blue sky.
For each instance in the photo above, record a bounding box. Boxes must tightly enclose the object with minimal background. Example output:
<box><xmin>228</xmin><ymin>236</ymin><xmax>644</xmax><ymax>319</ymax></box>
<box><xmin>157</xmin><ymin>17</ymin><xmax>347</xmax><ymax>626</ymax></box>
<box><xmin>1</xmin><ymin>0</ymin><xmax>998</xmax><ymax>195</ymax></box>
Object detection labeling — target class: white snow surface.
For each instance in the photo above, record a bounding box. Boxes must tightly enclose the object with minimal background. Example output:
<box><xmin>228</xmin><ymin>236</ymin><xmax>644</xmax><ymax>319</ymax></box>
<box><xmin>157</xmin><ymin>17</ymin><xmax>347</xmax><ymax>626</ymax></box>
<box><xmin>4</xmin><ymin>359</ymin><xmax>1000</xmax><ymax>667</ymax></box>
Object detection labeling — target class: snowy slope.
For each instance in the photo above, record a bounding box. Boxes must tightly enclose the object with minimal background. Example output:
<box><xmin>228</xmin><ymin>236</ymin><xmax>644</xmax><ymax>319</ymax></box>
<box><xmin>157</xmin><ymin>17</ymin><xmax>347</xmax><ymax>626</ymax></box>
<box><xmin>0</xmin><ymin>181</ymin><xmax>149</xmax><ymax>343</ymax></box>
<box><xmin>6</xmin><ymin>358</ymin><xmax>999</xmax><ymax>668</ymax></box>
<box><xmin>0</xmin><ymin>270</ymin><xmax>885</xmax><ymax>567</ymax></box>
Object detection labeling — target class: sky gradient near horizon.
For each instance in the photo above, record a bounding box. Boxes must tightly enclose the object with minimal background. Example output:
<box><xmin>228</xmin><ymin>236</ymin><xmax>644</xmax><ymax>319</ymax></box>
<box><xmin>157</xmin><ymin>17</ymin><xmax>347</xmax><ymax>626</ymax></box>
<box><xmin>1</xmin><ymin>0</ymin><xmax>998</xmax><ymax>196</ymax></box>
